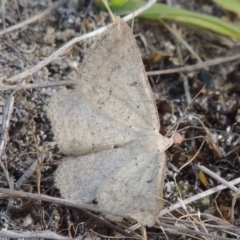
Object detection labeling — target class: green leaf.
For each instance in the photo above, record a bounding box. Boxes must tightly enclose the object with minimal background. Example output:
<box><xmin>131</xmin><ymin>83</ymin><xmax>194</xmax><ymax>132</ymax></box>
<box><xmin>94</xmin><ymin>0</ymin><xmax>240</xmax><ymax>40</ymax></box>
<box><xmin>212</xmin><ymin>0</ymin><xmax>240</xmax><ymax>14</ymax></box>
<box><xmin>94</xmin><ymin>0</ymin><xmax>128</xmax><ymax>8</ymax></box>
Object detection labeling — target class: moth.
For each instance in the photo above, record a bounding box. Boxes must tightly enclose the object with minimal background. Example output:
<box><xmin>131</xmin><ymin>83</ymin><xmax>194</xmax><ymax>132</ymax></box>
<box><xmin>48</xmin><ymin>17</ymin><xmax>173</xmax><ymax>227</ymax></box>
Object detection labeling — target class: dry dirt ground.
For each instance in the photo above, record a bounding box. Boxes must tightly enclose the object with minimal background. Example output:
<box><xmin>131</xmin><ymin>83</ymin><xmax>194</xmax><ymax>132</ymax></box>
<box><xmin>0</xmin><ymin>0</ymin><xmax>240</xmax><ymax>239</ymax></box>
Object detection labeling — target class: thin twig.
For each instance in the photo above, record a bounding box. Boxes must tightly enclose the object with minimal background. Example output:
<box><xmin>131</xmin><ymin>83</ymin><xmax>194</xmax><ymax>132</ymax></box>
<box><xmin>159</xmin><ymin>177</ymin><xmax>240</xmax><ymax>216</ymax></box>
<box><xmin>198</xmin><ymin>165</ymin><xmax>238</xmax><ymax>192</ymax></box>
<box><xmin>0</xmin><ymin>0</ymin><xmax>67</xmax><ymax>37</ymax></box>
<box><xmin>0</xmin><ymin>80</ymin><xmax>74</xmax><ymax>91</ymax></box>
<box><xmin>0</xmin><ymin>187</ymin><xmax>110</xmax><ymax>214</ymax></box>
<box><xmin>147</xmin><ymin>53</ymin><xmax>240</xmax><ymax>76</ymax></box>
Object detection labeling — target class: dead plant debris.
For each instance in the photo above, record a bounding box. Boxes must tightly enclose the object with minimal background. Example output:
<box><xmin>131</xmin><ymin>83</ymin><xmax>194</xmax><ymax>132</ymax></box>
<box><xmin>0</xmin><ymin>0</ymin><xmax>240</xmax><ymax>239</ymax></box>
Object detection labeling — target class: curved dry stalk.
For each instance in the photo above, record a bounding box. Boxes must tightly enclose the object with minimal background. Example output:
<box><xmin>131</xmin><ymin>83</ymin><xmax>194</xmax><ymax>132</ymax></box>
<box><xmin>6</xmin><ymin>0</ymin><xmax>156</xmax><ymax>83</ymax></box>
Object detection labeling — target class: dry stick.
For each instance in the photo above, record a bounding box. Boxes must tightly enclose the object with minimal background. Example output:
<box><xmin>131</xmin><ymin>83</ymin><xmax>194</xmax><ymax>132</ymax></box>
<box><xmin>0</xmin><ymin>230</ymin><xmax>72</xmax><ymax>240</ymax></box>
<box><xmin>0</xmin><ymin>0</ymin><xmax>67</xmax><ymax>37</ymax></box>
<box><xmin>0</xmin><ymin>94</ymin><xmax>15</xmax><ymax>189</ymax></box>
<box><xmin>159</xmin><ymin>177</ymin><xmax>240</xmax><ymax>216</ymax></box>
<box><xmin>0</xmin><ymin>187</ymin><xmax>111</xmax><ymax>214</ymax></box>
<box><xmin>0</xmin><ymin>80</ymin><xmax>74</xmax><ymax>91</ymax></box>
<box><xmin>198</xmin><ymin>165</ymin><xmax>238</xmax><ymax>192</ymax></box>
<box><xmin>6</xmin><ymin>0</ymin><xmax>156</xmax><ymax>83</ymax></box>
<box><xmin>147</xmin><ymin>53</ymin><xmax>240</xmax><ymax>76</ymax></box>
<box><xmin>3</xmin><ymin>53</ymin><xmax>239</xmax><ymax>90</ymax></box>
